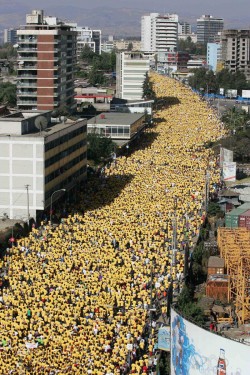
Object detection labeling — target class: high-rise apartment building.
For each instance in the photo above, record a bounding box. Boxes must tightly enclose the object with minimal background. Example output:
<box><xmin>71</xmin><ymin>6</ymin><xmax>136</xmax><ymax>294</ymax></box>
<box><xmin>141</xmin><ymin>13</ymin><xmax>178</xmax><ymax>52</ymax></box>
<box><xmin>116</xmin><ymin>52</ymin><xmax>152</xmax><ymax>100</ymax></box>
<box><xmin>222</xmin><ymin>29</ymin><xmax>250</xmax><ymax>81</ymax></box>
<box><xmin>16</xmin><ymin>10</ymin><xmax>77</xmax><ymax>111</ymax></box>
<box><xmin>197</xmin><ymin>15</ymin><xmax>224</xmax><ymax>44</ymax></box>
<box><xmin>4</xmin><ymin>28</ymin><xmax>18</xmax><ymax>45</ymax></box>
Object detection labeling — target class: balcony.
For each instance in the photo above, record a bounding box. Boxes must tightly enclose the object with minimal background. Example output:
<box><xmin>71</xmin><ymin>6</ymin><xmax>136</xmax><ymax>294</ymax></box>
<box><xmin>17</xmin><ymin>90</ymin><xmax>37</xmax><ymax>96</ymax></box>
<box><xmin>17</xmin><ymin>64</ymin><xmax>38</xmax><ymax>70</ymax></box>
<box><xmin>18</xmin><ymin>38</ymin><xmax>37</xmax><ymax>44</ymax></box>
<box><xmin>18</xmin><ymin>47</ymin><xmax>38</xmax><ymax>52</ymax></box>
<box><xmin>17</xmin><ymin>82</ymin><xmax>37</xmax><ymax>87</ymax></box>
<box><xmin>17</xmin><ymin>100</ymin><xmax>38</xmax><ymax>105</ymax></box>
<box><xmin>18</xmin><ymin>74</ymin><xmax>37</xmax><ymax>79</ymax></box>
<box><xmin>18</xmin><ymin>56</ymin><xmax>37</xmax><ymax>61</ymax></box>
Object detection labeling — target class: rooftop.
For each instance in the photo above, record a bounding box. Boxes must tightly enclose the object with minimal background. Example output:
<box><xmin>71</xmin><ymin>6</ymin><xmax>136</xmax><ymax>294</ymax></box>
<box><xmin>87</xmin><ymin>112</ymin><xmax>145</xmax><ymax>126</ymax></box>
<box><xmin>208</xmin><ymin>256</ymin><xmax>225</xmax><ymax>268</ymax></box>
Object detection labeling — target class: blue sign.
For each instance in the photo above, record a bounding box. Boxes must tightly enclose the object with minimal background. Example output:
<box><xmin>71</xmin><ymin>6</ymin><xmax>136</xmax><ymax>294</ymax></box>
<box><xmin>158</xmin><ymin>325</ymin><xmax>171</xmax><ymax>351</ymax></box>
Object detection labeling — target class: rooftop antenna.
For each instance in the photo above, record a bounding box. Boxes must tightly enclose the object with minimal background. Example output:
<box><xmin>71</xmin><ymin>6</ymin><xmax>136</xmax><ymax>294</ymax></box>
<box><xmin>34</xmin><ymin>116</ymin><xmax>48</xmax><ymax>134</ymax></box>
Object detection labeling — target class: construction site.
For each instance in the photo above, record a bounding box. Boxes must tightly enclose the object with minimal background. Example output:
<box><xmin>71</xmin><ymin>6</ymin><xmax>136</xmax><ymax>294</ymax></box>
<box><xmin>216</xmin><ymin>227</ymin><xmax>250</xmax><ymax>340</ymax></box>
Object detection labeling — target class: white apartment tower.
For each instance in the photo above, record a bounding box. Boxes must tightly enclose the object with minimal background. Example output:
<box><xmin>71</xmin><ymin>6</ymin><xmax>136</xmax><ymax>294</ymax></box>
<box><xmin>116</xmin><ymin>52</ymin><xmax>151</xmax><ymax>100</ymax></box>
<box><xmin>141</xmin><ymin>13</ymin><xmax>178</xmax><ymax>52</ymax></box>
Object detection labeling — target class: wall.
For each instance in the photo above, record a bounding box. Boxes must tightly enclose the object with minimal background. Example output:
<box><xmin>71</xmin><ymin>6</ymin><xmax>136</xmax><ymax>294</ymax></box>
<box><xmin>0</xmin><ymin>136</ymin><xmax>44</xmax><ymax>220</ymax></box>
<box><xmin>171</xmin><ymin>308</ymin><xmax>249</xmax><ymax>375</ymax></box>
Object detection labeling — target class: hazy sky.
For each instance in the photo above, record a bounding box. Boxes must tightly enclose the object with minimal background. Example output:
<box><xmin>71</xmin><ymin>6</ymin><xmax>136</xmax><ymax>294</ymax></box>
<box><xmin>21</xmin><ymin>0</ymin><xmax>249</xmax><ymax>19</ymax></box>
<box><xmin>1</xmin><ymin>0</ymin><xmax>249</xmax><ymax>30</ymax></box>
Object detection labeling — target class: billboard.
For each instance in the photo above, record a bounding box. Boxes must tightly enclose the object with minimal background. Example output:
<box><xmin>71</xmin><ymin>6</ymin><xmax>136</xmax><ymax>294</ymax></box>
<box><xmin>171</xmin><ymin>308</ymin><xmax>250</xmax><ymax>375</ymax></box>
<box><xmin>226</xmin><ymin>89</ymin><xmax>237</xmax><ymax>98</ymax></box>
<box><xmin>223</xmin><ymin>162</ymin><xmax>236</xmax><ymax>181</ymax></box>
<box><xmin>241</xmin><ymin>90</ymin><xmax>250</xmax><ymax>99</ymax></box>
<box><xmin>158</xmin><ymin>324</ymin><xmax>171</xmax><ymax>351</ymax></box>
<box><xmin>220</xmin><ymin>147</ymin><xmax>233</xmax><ymax>167</ymax></box>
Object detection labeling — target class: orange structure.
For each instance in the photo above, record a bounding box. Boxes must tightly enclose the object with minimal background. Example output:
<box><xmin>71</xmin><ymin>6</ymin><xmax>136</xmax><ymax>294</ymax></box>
<box><xmin>217</xmin><ymin>228</ymin><xmax>250</xmax><ymax>324</ymax></box>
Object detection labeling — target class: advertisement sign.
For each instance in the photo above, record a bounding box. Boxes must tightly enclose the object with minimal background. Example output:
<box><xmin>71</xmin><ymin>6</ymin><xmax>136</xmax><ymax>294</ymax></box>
<box><xmin>220</xmin><ymin>148</ymin><xmax>233</xmax><ymax>167</ymax></box>
<box><xmin>241</xmin><ymin>90</ymin><xmax>250</xmax><ymax>99</ymax></box>
<box><xmin>226</xmin><ymin>89</ymin><xmax>237</xmax><ymax>98</ymax></box>
<box><xmin>171</xmin><ymin>308</ymin><xmax>250</xmax><ymax>375</ymax></box>
<box><xmin>158</xmin><ymin>324</ymin><xmax>170</xmax><ymax>351</ymax></box>
<box><xmin>219</xmin><ymin>88</ymin><xmax>224</xmax><ymax>95</ymax></box>
<box><xmin>223</xmin><ymin>162</ymin><xmax>236</xmax><ymax>181</ymax></box>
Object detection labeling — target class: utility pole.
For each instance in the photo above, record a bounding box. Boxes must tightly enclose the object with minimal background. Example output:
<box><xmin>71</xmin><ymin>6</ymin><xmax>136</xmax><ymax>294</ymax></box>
<box><xmin>171</xmin><ymin>197</ymin><xmax>177</xmax><ymax>276</ymax></box>
<box><xmin>205</xmin><ymin>172</ymin><xmax>210</xmax><ymax>212</ymax></box>
<box><xmin>25</xmin><ymin>184</ymin><xmax>30</xmax><ymax>225</ymax></box>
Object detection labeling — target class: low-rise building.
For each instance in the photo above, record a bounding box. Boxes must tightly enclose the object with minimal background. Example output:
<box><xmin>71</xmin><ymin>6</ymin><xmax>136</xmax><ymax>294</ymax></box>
<box><xmin>87</xmin><ymin>112</ymin><xmax>146</xmax><ymax>147</ymax></box>
<box><xmin>0</xmin><ymin>111</ymin><xmax>87</xmax><ymax>220</ymax></box>
<box><xmin>110</xmin><ymin>98</ymin><xmax>154</xmax><ymax>115</ymax></box>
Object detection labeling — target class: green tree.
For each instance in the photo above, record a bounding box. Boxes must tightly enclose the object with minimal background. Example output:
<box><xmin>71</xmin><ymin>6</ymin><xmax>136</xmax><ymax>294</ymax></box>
<box><xmin>222</xmin><ymin>107</ymin><xmax>250</xmax><ymax>133</ymax></box>
<box><xmin>88</xmin><ymin>67</ymin><xmax>106</xmax><ymax>86</ymax></box>
<box><xmin>80</xmin><ymin>45</ymin><xmax>96</xmax><ymax>63</ymax></box>
<box><xmin>177</xmin><ymin>285</ymin><xmax>205</xmax><ymax>325</ymax></box>
<box><xmin>189</xmin><ymin>68</ymin><xmax>250</xmax><ymax>93</ymax></box>
<box><xmin>0</xmin><ymin>82</ymin><xmax>16</xmax><ymax>106</ymax></box>
<box><xmin>127</xmin><ymin>42</ymin><xmax>133</xmax><ymax>51</ymax></box>
<box><xmin>87</xmin><ymin>132</ymin><xmax>115</xmax><ymax>164</ymax></box>
<box><xmin>143</xmin><ymin>72</ymin><xmax>155</xmax><ymax>99</ymax></box>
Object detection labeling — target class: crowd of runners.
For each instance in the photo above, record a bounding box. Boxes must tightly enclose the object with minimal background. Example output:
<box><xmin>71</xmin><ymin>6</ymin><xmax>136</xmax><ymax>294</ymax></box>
<box><xmin>0</xmin><ymin>73</ymin><xmax>225</xmax><ymax>374</ymax></box>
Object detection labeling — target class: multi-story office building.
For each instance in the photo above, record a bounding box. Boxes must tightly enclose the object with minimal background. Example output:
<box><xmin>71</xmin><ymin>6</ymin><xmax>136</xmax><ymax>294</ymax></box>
<box><xmin>16</xmin><ymin>10</ymin><xmax>77</xmax><ymax>111</ymax></box>
<box><xmin>178</xmin><ymin>22</ymin><xmax>192</xmax><ymax>35</ymax></box>
<box><xmin>197</xmin><ymin>15</ymin><xmax>224</xmax><ymax>44</ymax></box>
<box><xmin>116</xmin><ymin>52</ymin><xmax>152</xmax><ymax>100</ymax></box>
<box><xmin>207</xmin><ymin>43</ymin><xmax>222</xmax><ymax>72</ymax></box>
<box><xmin>4</xmin><ymin>28</ymin><xmax>18</xmax><ymax>45</ymax></box>
<box><xmin>141</xmin><ymin>13</ymin><xmax>178</xmax><ymax>53</ymax></box>
<box><xmin>222</xmin><ymin>29</ymin><xmax>250</xmax><ymax>81</ymax></box>
<box><xmin>0</xmin><ymin>111</ymin><xmax>87</xmax><ymax>220</ymax></box>
<box><xmin>157</xmin><ymin>51</ymin><xmax>189</xmax><ymax>73</ymax></box>
<box><xmin>69</xmin><ymin>25</ymin><xmax>101</xmax><ymax>57</ymax></box>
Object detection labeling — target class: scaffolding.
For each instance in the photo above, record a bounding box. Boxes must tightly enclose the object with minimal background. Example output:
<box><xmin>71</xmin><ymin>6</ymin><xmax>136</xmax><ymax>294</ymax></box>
<box><xmin>217</xmin><ymin>227</ymin><xmax>250</xmax><ymax>325</ymax></box>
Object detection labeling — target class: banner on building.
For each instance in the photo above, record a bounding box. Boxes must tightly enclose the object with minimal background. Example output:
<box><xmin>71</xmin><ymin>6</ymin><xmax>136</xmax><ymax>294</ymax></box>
<box><xmin>220</xmin><ymin>147</ymin><xmax>233</xmax><ymax>167</ymax></box>
<box><xmin>158</xmin><ymin>324</ymin><xmax>170</xmax><ymax>351</ymax></box>
<box><xmin>226</xmin><ymin>89</ymin><xmax>237</xmax><ymax>98</ymax></box>
<box><xmin>171</xmin><ymin>308</ymin><xmax>250</xmax><ymax>375</ymax></box>
<box><xmin>242</xmin><ymin>90</ymin><xmax>250</xmax><ymax>99</ymax></box>
<box><xmin>223</xmin><ymin>162</ymin><xmax>236</xmax><ymax>181</ymax></box>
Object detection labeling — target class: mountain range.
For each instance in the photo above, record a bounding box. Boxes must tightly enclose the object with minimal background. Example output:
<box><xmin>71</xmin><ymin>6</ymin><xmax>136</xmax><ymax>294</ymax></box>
<box><xmin>0</xmin><ymin>3</ymin><xmax>249</xmax><ymax>37</ymax></box>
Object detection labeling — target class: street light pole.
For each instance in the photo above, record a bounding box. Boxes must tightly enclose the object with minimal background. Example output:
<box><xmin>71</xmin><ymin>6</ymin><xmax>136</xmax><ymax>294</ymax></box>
<box><xmin>50</xmin><ymin>189</ymin><xmax>66</xmax><ymax>224</ymax></box>
<box><xmin>25</xmin><ymin>184</ymin><xmax>30</xmax><ymax>225</ymax></box>
<box><xmin>205</xmin><ymin>172</ymin><xmax>210</xmax><ymax>212</ymax></box>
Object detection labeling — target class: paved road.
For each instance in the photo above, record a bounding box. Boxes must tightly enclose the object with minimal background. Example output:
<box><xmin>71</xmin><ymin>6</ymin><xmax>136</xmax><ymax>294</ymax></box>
<box><xmin>208</xmin><ymin>98</ymin><xmax>250</xmax><ymax>117</ymax></box>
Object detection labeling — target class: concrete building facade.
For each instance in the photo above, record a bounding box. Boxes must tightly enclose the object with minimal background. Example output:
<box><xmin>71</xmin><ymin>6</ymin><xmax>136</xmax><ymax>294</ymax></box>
<box><xmin>87</xmin><ymin>112</ymin><xmax>146</xmax><ymax>147</ymax></box>
<box><xmin>116</xmin><ymin>52</ymin><xmax>152</xmax><ymax>100</ymax></box>
<box><xmin>0</xmin><ymin>111</ymin><xmax>87</xmax><ymax>220</ymax></box>
<box><xmin>207</xmin><ymin>42</ymin><xmax>222</xmax><ymax>72</ymax></box>
<box><xmin>68</xmin><ymin>24</ymin><xmax>101</xmax><ymax>56</ymax></box>
<box><xmin>16</xmin><ymin>10</ymin><xmax>77</xmax><ymax>111</ymax></box>
<box><xmin>222</xmin><ymin>29</ymin><xmax>250</xmax><ymax>81</ymax></box>
<box><xmin>141</xmin><ymin>13</ymin><xmax>178</xmax><ymax>53</ymax></box>
<box><xmin>197</xmin><ymin>15</ymin><xmax>224</xmax><ymax>44</ymax></box>
<box><xmin>4</xmin><ymin>28</ymin><xmax>18</xmax><ymax>45</ymax></box>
